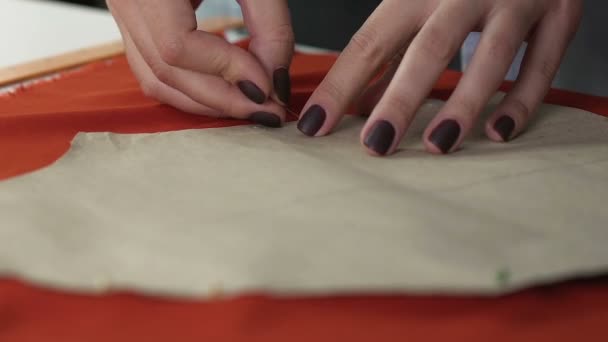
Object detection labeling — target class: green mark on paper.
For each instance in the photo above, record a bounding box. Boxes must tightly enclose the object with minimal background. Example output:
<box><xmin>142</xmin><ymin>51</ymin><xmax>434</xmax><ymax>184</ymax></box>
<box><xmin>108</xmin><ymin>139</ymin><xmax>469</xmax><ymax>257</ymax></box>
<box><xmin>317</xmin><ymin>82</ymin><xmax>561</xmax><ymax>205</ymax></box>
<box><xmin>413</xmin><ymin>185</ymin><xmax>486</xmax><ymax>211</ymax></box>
<box><xmin>496</xmin><ymin>268</ymin><xmax>511</xmax><ymax>288</ymax></box>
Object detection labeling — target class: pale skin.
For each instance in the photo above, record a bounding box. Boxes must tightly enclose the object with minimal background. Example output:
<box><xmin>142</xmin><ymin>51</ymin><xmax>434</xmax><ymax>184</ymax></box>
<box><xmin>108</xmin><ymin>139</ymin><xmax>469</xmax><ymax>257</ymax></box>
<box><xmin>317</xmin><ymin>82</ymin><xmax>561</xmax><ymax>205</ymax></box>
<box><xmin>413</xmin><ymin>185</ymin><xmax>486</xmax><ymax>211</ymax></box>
<box><xmin>108</xmin><ymin>0</ymin><xmax>583</xmax><ymax>156</ymax></box>
<box><xmin>107</xmin><ymin>0</ymin><xmax>295</xmax><ymax>127</ymax></box>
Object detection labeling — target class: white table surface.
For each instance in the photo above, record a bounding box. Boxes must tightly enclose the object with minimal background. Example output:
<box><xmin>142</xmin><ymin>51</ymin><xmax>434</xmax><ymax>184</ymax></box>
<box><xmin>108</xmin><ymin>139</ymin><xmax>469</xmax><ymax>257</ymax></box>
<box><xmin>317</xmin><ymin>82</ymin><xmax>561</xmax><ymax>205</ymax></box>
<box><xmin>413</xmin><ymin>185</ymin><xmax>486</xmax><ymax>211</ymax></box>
<box><xmin>0</xmin><ymin>0</ymin><xmax>120</xmax><ymax>69</ymax></box>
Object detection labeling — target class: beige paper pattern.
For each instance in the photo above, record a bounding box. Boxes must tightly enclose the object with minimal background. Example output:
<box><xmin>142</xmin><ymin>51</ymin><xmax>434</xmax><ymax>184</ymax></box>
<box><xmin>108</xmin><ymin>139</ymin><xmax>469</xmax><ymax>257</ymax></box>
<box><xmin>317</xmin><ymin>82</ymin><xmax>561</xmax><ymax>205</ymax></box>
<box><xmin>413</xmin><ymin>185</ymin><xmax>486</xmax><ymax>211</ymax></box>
<box><xmin>1</xmin><ymin>99</ymin><xmax>608</xmax><ymax>297</ymax></box>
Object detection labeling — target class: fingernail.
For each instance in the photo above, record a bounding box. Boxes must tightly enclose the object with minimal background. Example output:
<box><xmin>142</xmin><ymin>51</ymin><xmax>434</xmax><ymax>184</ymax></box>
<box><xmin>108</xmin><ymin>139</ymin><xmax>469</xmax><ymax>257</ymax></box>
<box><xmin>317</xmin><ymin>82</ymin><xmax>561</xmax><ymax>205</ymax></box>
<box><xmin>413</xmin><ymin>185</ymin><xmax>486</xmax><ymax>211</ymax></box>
<box><xmin>238</xmin><ymin>80</ymin><xmax>266</xmax><ymax>104</ymax></box>
<box><xmin>429</xmin><ymin>119</ymin><xmax>461</xmax><ymax>154</ymax></box>
<box><xmin>493</xmin><ymin>115</ymin><xmax>515</xmax><ymax>142</ymax></box>
<box><xmin>249</xmin><ymin>112</ymin><xmax>282</xmax><ymax>128</ymax></box>
<box><xmin>297</xmin><ymin>105</ymin><xmax>326</xmax><ymax>136</ymax></box>
<box><xmin>364</xmin><ymin>120</ymin><xmax>395</xmax><ymax>156</ymax></box>
<box><xmin>273</xmin><ymin>67</ymin><xmax>291</xmax><ymax>105</ymax></box>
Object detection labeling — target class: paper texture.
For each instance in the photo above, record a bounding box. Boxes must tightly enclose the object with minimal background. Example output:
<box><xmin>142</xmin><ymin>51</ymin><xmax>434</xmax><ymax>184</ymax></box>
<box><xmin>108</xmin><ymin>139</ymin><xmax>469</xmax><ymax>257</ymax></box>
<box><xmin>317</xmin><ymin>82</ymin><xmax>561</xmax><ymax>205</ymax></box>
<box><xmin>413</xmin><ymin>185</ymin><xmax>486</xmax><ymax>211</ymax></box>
<box><xmin>1</xmin><ymin>99</ymin><xmax>608</xmax><ymax>297</ymax></box>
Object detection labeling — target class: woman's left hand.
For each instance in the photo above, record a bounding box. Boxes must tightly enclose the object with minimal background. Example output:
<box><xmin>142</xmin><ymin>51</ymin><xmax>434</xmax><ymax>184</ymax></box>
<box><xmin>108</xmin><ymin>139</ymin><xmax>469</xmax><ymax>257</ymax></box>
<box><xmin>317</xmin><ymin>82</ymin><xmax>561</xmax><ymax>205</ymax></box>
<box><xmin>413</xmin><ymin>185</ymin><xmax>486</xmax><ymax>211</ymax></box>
<box><xmin>297</xmin><ymin>0</ymin><xmax>583</xmax><ymax>156</ymax></box>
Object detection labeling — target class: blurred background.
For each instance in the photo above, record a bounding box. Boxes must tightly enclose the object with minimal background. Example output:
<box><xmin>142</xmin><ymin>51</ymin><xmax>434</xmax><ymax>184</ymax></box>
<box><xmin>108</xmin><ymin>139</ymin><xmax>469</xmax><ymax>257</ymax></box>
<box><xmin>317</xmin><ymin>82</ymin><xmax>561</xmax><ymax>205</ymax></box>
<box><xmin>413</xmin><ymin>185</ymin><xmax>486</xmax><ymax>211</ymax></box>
<box><xmin>55</xmin><ymin>0</ymin><xmax>242</xmax><ymax>19</ymax></box>
<box><xmin>23</xmin><ymin>0</ymin><xmax>608</xmax><ymax>96</ymax></box>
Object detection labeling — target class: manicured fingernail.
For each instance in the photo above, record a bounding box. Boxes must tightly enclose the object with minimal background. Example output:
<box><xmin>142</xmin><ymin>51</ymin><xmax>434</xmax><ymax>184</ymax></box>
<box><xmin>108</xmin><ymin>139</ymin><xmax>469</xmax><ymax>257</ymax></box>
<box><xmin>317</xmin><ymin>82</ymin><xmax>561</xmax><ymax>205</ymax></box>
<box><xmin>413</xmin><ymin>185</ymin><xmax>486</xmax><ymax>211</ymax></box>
<box><xmin>297</xmin><ymin>105</ymin><xmax>326</xmax><ymax>136</ymax></box>
<box><xmin>493</xmin><ymin>115</ymin><xmax>515</xmax><ymax>142</ymax></box>
<box><xmin>364</xmin><ymin>120</ymin><xmax>395</xmax><ymax>156</ymax></box>
<box><xmin>249</xmin><ymin>112</ymin><xmax>282</xmax><ymax>128</ymax></box>
<box><xmin>273</xmin><ymin>67</ymin><xmax>291</xmax><ymax>105</ymax></box>
<box><xmin>238</xmin><ymin>80</ymin><xmax>266</xmax><ymax>104</ymax></box>
<box><xmin>429</xmin><ymin>119</ymin><xmax>461</xmax><ymax>154</ymax></box>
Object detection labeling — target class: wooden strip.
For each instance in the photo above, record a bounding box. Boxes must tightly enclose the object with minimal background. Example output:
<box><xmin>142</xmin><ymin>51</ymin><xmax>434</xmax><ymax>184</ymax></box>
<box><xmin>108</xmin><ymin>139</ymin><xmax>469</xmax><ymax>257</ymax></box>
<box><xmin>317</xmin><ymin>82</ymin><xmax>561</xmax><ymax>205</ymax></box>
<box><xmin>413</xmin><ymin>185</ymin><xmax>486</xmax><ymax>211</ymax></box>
<box><xmin>0</xmin><ymin>41</ymin><xmax>124</xmax><ymax>87</ymax></box>
<box><xmin>0</xmin><ymin>17</ymin><xmax>244</xmax><ymax>87</ymax></box>
<box><xmin>197</xmin><ymin>16</ymin><xmax>244</xmax><ymax>32</ymax></box>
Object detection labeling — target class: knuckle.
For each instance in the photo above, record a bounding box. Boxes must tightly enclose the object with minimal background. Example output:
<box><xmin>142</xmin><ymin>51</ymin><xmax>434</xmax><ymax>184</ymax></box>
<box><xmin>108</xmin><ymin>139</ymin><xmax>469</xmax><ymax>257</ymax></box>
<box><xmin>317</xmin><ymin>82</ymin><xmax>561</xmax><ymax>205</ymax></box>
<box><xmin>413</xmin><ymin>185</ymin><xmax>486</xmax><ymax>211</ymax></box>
<box><xmin>453</xmin><ymin>96</ymin><xmax>479</xmax><ymax>117</ymax></box>
<box><xmin>192</xmin><ymin>40</ymin><xmax>235</xmax><ymax>78</ymax></box>
<box><xmin>382</xmin><ymin>94</ymin><xmax>414</xmax><ymax>115</ymax></box>
<box><xmin>209</xmin><ymin>44</ymin><xmax>235</xmax><ymax>77</ymax></box>
<box><xmin>318</xmin><ymin>78</ymin><xmax>347</xmax><ymax>106</ymax></box>
<box><xmin>536</xmin><ymin>58</ymin><xmax>559</xmax><ymax>84</ymax></box>
<box><xmin>149</xmin><ymin>60</ymin><xmax>172</xmax><ymax>85</ymax></box>
<box><xmin>158</xmin><ymin>35</ymin><xmax>186</xmax><ymax>66</ymax></box>
<box><xmin>347</xmin><ymin>27</ymin><xmax>385</xmax><ymax>65</ymax></box>
<box><xmin>508</xmin><ymin>97</ymin><xmax>531</xmax><ymax>119</ymax></box>
<box><xmin>487</xmin><ymin>33</ymin><xmax>520</xmax><ymax>60</ymax></box>
<box><xmin>265</xmin><ymin>23</ymin><xmax>296</xmax><ymax>47</ymax></box>
<box><xmin>415</xmin><ymin>27</ymin><xmax>455</xmax><ymax>64</ymax></box>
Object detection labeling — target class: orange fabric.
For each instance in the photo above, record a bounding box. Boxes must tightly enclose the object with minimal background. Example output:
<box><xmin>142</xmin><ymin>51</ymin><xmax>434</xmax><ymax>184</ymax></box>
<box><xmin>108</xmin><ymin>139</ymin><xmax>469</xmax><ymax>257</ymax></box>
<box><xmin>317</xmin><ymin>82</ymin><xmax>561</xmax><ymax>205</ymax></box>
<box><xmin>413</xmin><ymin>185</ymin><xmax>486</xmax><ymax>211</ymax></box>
<box><xmin>0</xmin><ymin>50</ymin><xmax>336</xmax><ymax>181</ymax></box>
<box><xmin>1</xmin><ymin>278</ymin><xmax>607</xmax><ymax>342</ymax></box>
<box><xmin>1</xmin><ymin>43</ymin><xmax>608</xmax><ymax>341</ymax></box>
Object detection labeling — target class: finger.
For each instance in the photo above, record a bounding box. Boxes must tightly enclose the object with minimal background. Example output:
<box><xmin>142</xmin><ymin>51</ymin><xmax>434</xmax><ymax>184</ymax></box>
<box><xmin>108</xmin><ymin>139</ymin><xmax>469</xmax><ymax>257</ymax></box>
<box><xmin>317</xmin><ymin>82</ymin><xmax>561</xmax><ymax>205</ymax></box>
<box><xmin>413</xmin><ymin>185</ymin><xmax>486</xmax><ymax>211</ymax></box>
<box><xmin>423</xmin><ymin>8</ymin><xmax>538</xmax><ymax>154</ymax></box>
<box><xmin>485</xmin><ymin>4</ymin><xmax>582</xmax><ymax>142</ymax></box>
<box><xmin>297</xmin><ymin>0</ymin><xmax>425</xmax><ymax>137</ymax></box>
<box><xmin>136</xmin><ymin>0</ymin><xmax>271</xmax><ymax>104</ymax></box>
<box><xmin>240</xmin><ymin>0</ymin><xmax>295</xmax><ymax>105</ymax></box>
<box><xmin>360</xmin><ymin>1</ymin><xmax>480</xmax><ymax>156</ymax></box>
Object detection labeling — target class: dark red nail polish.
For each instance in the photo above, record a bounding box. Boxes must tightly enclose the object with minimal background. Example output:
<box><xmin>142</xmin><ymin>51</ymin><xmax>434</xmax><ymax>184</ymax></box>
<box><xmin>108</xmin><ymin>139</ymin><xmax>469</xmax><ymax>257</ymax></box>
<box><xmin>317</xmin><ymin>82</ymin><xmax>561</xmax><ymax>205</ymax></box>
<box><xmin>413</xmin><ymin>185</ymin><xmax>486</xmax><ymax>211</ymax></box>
<box><xmin>238</xmin><ymin>80</ymin><xmax>266</xmax><ymax>104</ymax></box>
<box><xmin>273</xmin><ymin>67</ymin><xmax>291</xmax><ymax>105</ymax></box>
<box><xmin>429</xmin><ymin>120</ymin><xmax>461</xmax><ymax>154</ymax></box>
<box><xmin>297</xmin><ymin>105</ymin><xmax>326</xmax><ymax>136</ymax></box>
<box><xmin>249</xmin><ymin>112</ymin><xmax>282</xmax><ymax>128</ymax></box>
<box><xmin>364</xmin><ymin>120</ymin><xmax>395</xmax><ymax>156</ymax></box>
<box><xmin>494</xmin><ymin>115</ymin><xmax>515</xmax><ymax>142</ymax></box>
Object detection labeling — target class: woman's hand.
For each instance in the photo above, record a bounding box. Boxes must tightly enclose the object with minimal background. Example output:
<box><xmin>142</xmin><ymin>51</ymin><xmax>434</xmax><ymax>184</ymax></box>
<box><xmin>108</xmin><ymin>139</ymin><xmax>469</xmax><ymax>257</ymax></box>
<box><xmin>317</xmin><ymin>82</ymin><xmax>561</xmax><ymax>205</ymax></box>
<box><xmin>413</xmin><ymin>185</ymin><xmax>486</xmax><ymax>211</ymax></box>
<box><xmin>298</xmin><ymin>0</ymin><xmax>582</xmax><ymax>155</ymax></box>
<box><xmin>107</xmin><ymin>0</ymin><xmax>294</xmax><ymax>127</ymax></box>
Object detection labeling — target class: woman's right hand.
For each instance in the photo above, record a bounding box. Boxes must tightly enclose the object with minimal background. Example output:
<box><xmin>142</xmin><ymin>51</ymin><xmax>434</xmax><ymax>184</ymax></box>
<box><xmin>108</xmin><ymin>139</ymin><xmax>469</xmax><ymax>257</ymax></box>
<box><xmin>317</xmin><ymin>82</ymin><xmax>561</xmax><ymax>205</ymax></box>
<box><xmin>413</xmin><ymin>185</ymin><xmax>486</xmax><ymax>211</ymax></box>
<box><xmin>107</xmin><ymin>0</ymin><xmax>294</xmax><ymax>127</ymax></box>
